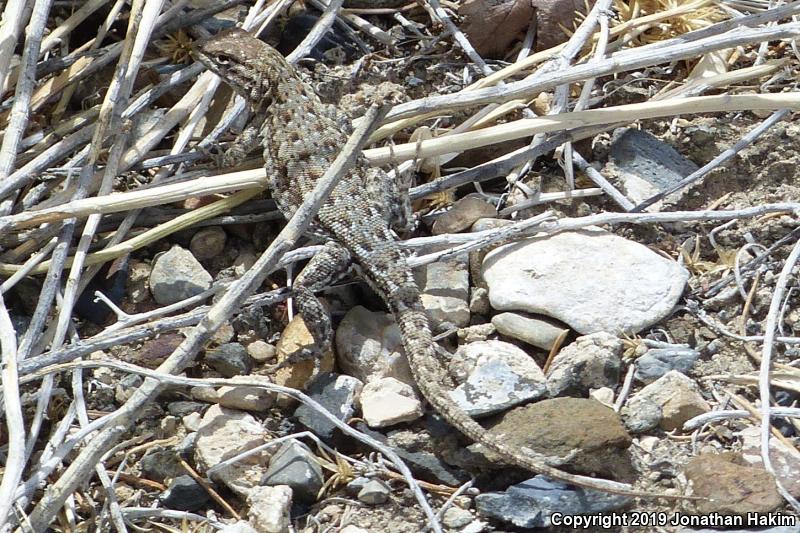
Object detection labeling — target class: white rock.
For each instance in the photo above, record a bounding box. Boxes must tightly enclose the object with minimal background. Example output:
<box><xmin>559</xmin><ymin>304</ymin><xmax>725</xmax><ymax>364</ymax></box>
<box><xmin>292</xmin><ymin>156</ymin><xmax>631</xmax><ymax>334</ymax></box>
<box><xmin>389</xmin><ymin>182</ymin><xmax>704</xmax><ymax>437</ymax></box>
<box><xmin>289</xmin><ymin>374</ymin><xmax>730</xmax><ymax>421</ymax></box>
<box><xmin>194</xmin><ymin>405</ymin><xmax>271</xmax><ymax>497</ymax></box>
<box><xmin>590</xmin><ymin>387</ymin><xmax>615</xmax><ymax>407</ymax></box>
<box><xmin>182</xmin><ymin>412</ymin><xmax>202</xmax><ymax>432</ymax></box>
<box><xmin>449</xmin><ymin>340</ymin><xmax>547</xmax><ymax>417</ymax></box>
<box><xmin>482</xmin><ymin>228</ymin><xmax>688</xmax><ymax>334</ymax></box>
<box><xmin>219</xmin><ymin>522</ymin><xmax>258</xmax><ymax>533</ymax></box>
<box><xmin>218</xmin><ymin>376</ymin><xmax>275</xmax><ymax>412</ymax></box>
<box><xmin>246</xmin><ymin>485</ymin><xmax>292</xmax><ymax>533</ymax></box>
<box><xmin>360</xmin><ymin>377</ymin><xmax>423</xmax><ymax>427</ymax></box>
<box><xmin>335</xmin><ymin>306</ymin><xmax>414</xmax><ymax>386</ymax></box>
<box><xmin>491</xmin><ymin>312</ymin><xmax>568</xmax><ymax>350</ymax></box>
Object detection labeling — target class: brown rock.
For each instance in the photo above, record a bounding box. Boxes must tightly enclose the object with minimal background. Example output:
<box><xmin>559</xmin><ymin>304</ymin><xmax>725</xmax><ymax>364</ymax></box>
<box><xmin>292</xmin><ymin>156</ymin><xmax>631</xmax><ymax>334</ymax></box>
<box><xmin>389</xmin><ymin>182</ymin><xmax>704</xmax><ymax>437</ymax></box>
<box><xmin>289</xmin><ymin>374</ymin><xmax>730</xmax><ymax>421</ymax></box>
<box><xmin>274</xmin><ymin>315</ymin><xmax>334</xmax><ymax>391</ymax></box>
<box><xmin>432</xmin><ymin>196</ymin><xmax>497</xmax><ymax>235</ymax></box>
<box><xmin>684</xmin><ymin>452</ymin><xmax>783</xmax><ymax>514</ymax></box>
<box><xmin>459</xmin><ymin>0</ymin><xmax>592</xmax><ymax>59</ymax></box>
<box><xmin>483</xmin><ymin>397</ymin><xmax>634</xmax><ymax>481</ymax></box>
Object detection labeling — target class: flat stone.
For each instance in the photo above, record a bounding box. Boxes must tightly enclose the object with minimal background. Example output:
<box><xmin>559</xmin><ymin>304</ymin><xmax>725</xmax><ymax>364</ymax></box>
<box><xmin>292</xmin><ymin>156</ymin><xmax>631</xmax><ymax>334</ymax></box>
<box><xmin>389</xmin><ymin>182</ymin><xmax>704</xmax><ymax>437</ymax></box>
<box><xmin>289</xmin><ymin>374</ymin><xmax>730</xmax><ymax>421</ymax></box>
<box><xmin>634</xmin><ymin>346</ymin><xmax>699</xmax><ymax>383</ymax></box>
<box><xmin>294</xmin><ymin>373</ymin><xmax>363</xmax><ymax>439</ymax></box>
<box><xmin>218</xmin><ymin>376</ymin><xmax>275</xmax><ymax>412</ymax></box>
<box><xmin>546</xmin><ymin>332</ymin><xmax>622</xmax><ymax>397</ymax></box>
<box><xmin>262</xmin><ymin>440</ymin><xmax>323</xmax><ymax>503</ymax></box>
<box><xmin>628</xmin><ymin>370</ymin><xmax>709</xmax><ymax>431</ymax></box>
<box><xmin>491</xmin><ymin>312</ymin><xmax>568</xmax><ymax>351</ymax></box>
<box><xmin>360</xmin><ymin>377</ymin><xmax>423</xmax><ymax>428</ymax></box>
<box><xmin>609</xmin><ymin>128</ymin><xmax>698</xmax><ymax>211</ymax></box>
<box><xmin>357</xmin><ymin>479</ymin><xmax>390</xmax><ymax>505</ymax></box>
<box><xmin>194</xmin><ymin>405</ymin><xmax>271</xmax><ymax>498</ymax></box>
<box><xmin>335</xmin><ymin>306</ymin><xmax>413</xmax><ymax>386</ymax></box>
<box><xmin>150</xmin><ymin>245</ymin><xmax>212</xmax><ymax>305</ymax></box>
<box><xmin>482</xmin><ymin>229</ymin><xmax>688</xmax><ymax>334</ymax></box>
<box><xmin>432</xmin><ymin>196</ymin><xmax>497</xmax><ymax>235</ymax></box>
<box><xmin>684</xmin><ymin>452</ymin><xmax>783</xmax><ymax>514</ymax></box>
<box><xmin>482</xmin><ymin>398</ymin><xmax>634</xmax><ymax>480</ymax></box>
<box><xmin>476</xmin><ymin>475</ymin><xmax>632</xmax><ymax>528</ymax></box>
<box><xmin>449</xmin><ymin>340</ymin><xmax>547</xmax><ymax>417</ymax></box>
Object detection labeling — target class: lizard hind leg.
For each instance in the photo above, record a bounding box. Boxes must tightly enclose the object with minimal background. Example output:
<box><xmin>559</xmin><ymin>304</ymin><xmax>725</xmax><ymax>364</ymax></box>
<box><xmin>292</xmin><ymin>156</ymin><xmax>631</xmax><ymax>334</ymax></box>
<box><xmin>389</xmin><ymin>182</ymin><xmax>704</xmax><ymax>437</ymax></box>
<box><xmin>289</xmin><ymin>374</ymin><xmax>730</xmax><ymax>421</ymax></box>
<box><xmin>289</xmin><ymin>240</ymin><xmax>353</xmax><ymax>365</ymax></box>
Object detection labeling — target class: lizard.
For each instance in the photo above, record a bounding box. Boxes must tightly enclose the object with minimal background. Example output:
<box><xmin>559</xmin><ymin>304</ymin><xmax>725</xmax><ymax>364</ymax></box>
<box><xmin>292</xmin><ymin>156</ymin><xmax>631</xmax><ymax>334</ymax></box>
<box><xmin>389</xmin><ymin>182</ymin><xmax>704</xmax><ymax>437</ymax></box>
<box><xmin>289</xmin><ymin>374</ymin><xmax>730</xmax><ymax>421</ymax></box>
<box><xmin>192</xmin><ymin>28</ymin><xmax>660</xmax><ymax>498</ymax></box>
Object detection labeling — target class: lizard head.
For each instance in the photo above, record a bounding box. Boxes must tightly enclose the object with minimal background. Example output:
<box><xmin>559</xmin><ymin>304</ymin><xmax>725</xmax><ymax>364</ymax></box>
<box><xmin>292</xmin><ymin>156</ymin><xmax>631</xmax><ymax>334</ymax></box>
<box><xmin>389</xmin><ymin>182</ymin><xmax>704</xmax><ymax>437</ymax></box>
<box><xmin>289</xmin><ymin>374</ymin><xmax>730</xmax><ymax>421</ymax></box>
<box><xmin>192</xmin><ymin>28</ymin><xmax>290</xmax><ymax>108</ymax></box>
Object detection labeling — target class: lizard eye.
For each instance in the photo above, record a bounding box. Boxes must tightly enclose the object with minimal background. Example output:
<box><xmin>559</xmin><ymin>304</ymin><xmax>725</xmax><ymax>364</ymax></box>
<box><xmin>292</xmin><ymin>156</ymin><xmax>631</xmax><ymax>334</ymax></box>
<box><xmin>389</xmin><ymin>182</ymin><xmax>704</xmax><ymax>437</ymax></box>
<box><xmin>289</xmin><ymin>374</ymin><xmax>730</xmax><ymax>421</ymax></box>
<box><xmin>215</xmin><ymin>53</ymin><xmax>233</xmax><ymax>65</ymax></box>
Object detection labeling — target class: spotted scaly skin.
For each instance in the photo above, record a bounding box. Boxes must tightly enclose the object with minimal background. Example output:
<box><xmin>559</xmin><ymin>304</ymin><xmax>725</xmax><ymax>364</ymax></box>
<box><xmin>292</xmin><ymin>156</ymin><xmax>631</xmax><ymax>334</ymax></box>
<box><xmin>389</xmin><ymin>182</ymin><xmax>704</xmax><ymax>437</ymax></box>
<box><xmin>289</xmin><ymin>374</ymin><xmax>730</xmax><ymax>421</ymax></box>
<box><xmin>193</xmin><ymin>28</ymin><xmax>655</xmax><ymax>498</ymax></box>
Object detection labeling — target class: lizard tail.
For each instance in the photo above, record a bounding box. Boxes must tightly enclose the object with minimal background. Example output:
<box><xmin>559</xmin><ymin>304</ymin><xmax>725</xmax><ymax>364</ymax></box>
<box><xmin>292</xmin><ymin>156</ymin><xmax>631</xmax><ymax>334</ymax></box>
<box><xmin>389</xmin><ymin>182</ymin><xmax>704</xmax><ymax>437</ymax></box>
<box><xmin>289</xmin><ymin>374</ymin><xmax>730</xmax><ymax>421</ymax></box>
<box><xmin>390</xmin><ymin>298</ymin><xmax>651</xmax><ymax>497</ymax></box>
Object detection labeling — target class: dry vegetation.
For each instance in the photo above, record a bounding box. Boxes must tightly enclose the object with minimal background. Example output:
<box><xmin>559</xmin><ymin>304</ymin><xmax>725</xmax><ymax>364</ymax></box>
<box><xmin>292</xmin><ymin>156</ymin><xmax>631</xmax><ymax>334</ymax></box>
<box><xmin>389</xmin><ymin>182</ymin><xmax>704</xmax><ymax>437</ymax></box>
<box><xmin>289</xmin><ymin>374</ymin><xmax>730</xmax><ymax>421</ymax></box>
<box><xmin>0</xmin><ymin>0</ymin><xmax>799</xmax><ymax>531</ymax></box>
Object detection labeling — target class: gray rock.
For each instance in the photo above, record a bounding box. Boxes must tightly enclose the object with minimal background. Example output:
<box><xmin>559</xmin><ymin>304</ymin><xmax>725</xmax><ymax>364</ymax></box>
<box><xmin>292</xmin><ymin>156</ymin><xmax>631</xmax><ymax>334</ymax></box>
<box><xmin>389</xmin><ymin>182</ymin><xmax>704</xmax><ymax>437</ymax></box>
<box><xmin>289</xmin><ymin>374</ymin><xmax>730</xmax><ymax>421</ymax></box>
<box><xmin>353</xmin><ymin>422</ymin><xmax>468</xmax><ymax>486</ymax></box>
<box><xmin>150</xmin><ymin>245</ymin><xmax>213</xmax><ymax>305</ymax></box>
<box><xmin>335</xmin><ymin>306</ymin><xmax>413</xmax><ymax>386</ymax></box>
<box><xmin>609</xmin><ymin>128</ymin><xmax>698</xmax><ymax>210</ymax></box>
<box><xmin>418</xmin><ymin>257</ymin><xmax>470</xmax><ymax>329</ymax></box>
<box><xmin>160</xmin><ymin>475</ymin><xmax>210</xmax><ymax>512</ymax></box>
<box><xmin>190</xmin><ymin>226</ymin><xmax>227</xmax><ymax>260</ymax></box>
<box><xmin>469</xmin><ymin>287</ymin><xmax>491</xmax><ymax>315</ymax></box>
<box><xmin>262</xmin><ymin>440</ymin><xmax>324</xmax><ymax>503</ymax></box>
<box><xmin>546</xmin><ymin>332</ymin><xmax>622</xmax><ymax>397</ymax></box>
<box><xmin>475</xmin><ymin>475</ymin><xmax>631</xmax><ymax>528</ymax></box>
<box><xmin>432</xmin><ymin>196</ymin><xmax>497</xmax><ymax>235</ymax></box>
<box><xmin>457</xmin><ymin>323</ymin><xmax>496</xmax><ymax>343</ymax></box>
<box><xmin>449</xmin><ymin>340</ymin><xmax>546</xmax><ymax>417</ymax></box>
<box><xmin>115</xmin><ymin>373</ymin><xmax>143</xmax><ymax>404</ymax></box>
<box><xmin>442</xmin><ymin>507</ymin><xmax>474</xmax><ymax>529</ymax></box>
<box><xmin>483</xmin><ymin>228</ymin><xmax>688</xmax><ymax>334</ymax></box>
<box><xmin>492</xmin><ymin>312</ymin><xmax>568</xmax><ymax>351</ymax></box>
<box><xmin>634</xmin><ymin>346</ymin><xmax>699</xmax><ymax>383</ymax></box>
<box><xmin>205</xmin><ymin>343</ymin><xmax>253</xmax><ymax>377</ymax></box>
<box><xmin>620</xmin><ymin>399</ymin><xmax>662</xmax><ymax>433</ymax></box>
<box><xmin>295</xmin><ymin>373</ymin><xmax>363</xmax><ymax>439</ymax></box>
<box><xmin>360</xmin><ymin>377</ymin><xmax>423</xmax><ymax>427</ymax></box>
<box><xmin>167</xmin><ymin>401</ymin><xmax>207</xmax><ymax>417</ymax></box>
<box><xmin>345</xmin><ymin>476</ymin><xmax>371</xmax><ymax>496</ymax></box>
<box><xmin>141</xmin><ymin>448</ymin><xmax>184</xmax><ymax>482</ymax></box>
<box><xmin>357</xmin><ymin>479</ymin><xmax>390</xmax><ymax>505</ymax></box>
